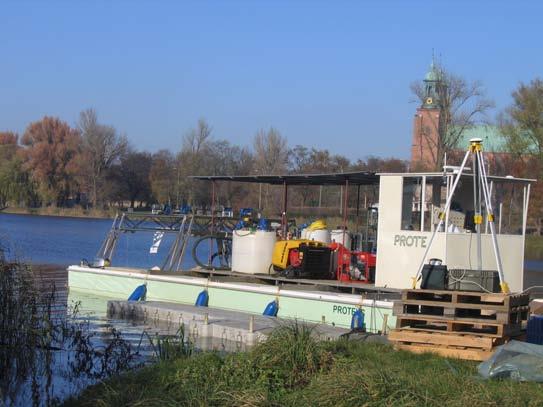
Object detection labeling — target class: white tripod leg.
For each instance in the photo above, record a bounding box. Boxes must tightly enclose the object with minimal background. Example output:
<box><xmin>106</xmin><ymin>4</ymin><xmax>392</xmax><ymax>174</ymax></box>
<box><xmin>476</xmin><ymin>150</ymin><xmax>509</xmax><ymax>293</ymax></box>
<box><xmin>411</xmin><ymin>149</ymin><xmax>471</xmax><ymax>288</ymax></box>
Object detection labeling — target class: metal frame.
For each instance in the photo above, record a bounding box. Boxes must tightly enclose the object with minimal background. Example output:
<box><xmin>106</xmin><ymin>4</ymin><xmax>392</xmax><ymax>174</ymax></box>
<box><xmin>96</xmin><ymin>212</ymin><xmax>238</xmax><ymax>271</ymax></box>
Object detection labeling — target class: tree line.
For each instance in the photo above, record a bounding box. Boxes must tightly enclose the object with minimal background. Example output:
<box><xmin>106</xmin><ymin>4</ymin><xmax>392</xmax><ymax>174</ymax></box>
<box><xmin>0</xmin><ymin>109</ymin><xmax>406</xmax><ymax>214</ymax></box>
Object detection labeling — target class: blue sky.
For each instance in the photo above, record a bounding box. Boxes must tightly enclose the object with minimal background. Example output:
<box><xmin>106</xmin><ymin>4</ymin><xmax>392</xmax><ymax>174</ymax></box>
<box><xmin>1</xmin><ymin>1</ymin><xmax>541</xmax><ymax>160</ymax></box>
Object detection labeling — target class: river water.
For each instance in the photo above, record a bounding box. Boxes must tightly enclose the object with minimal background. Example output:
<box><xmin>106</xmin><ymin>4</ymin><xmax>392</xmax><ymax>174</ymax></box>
<box><xmin>1</xmin><ymin>212</ymin><xmax>542</xmax><ymax>271</ymax></box>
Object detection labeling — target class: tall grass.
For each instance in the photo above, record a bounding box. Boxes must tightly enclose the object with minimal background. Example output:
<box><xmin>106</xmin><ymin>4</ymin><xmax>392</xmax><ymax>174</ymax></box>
<box><xmin>145</xmin><ymin>325</ymin><xmax>193</xmax><ymax>362</ymax></box>
<box><xmin>67</xmin><ymin>322</ymin><xmax>543</xmax><ymax>407</ymax></box>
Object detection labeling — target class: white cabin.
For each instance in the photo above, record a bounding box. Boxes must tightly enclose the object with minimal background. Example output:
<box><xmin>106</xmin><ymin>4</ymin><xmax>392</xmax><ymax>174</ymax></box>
<box><xmin>375</xmin><ymin>171</ymin><xmax>535</xmax><ymax>292</ymax></box>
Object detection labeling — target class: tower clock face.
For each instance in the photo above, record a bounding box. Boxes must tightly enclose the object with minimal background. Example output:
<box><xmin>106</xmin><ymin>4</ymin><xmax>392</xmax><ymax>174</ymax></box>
<box><xmin>426</xmin><ymin>97</ymin><xmax>433</xmax><ymax>105</ymax></box>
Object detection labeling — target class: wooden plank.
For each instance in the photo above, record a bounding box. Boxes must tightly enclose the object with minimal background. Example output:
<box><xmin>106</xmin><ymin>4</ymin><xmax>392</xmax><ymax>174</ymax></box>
<box><xmin>397</xmin><ymin>305</ymin><xmax>521</xmax><ymax>324</ymax></box>
<box><xmin>401</xmin><ymin>299</ymin><xmax>510</xmax><ymax>311</ymax></box>
<box><xmin>395</xmin><ymin>313</ymin><xmax>513</xmax><ymax>327</ymax></box>
<box><xmin>389</xmin><ymin>329</ymin><xmax>496</xmax><ymax>350</ymax></box>
<box><xmin>396</xmin><ymin>316</ymin><xmax>520</xmax><ymax>337</ymax></box>
<box><xmin>394</xmin><ymin>311</ymin><xmax>527</xmax><ymax>327</ymax></box>
<box><xmin>402</xmin><ymin>289</ymin><xmax>529</xmax><ymax>308</ymax></box>
<box><xmin>395</xmin><ymin>325</ymin><xmax>510</xmax><ymax>338</ymax></box>
<box><xmin>395</xmin><ymin>343</ymin><xmax>494</xmax><ymax>361</ymax></box>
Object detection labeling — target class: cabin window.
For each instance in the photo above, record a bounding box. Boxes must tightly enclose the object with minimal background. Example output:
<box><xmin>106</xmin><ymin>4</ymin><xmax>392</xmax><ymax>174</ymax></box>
<box><xmin>401</xmin><ymin>177</ymin><xmax>422</xmax><ymax>231</ymax></box>
<box><xmin>423</xmin><ymin>177</ymin><xmax>448</xmax><ymax>232</ymax></box>
<box><xmin>493</xmin><ymin>181</ymin><xmax>526</xmax><ymax>235</ymax></box>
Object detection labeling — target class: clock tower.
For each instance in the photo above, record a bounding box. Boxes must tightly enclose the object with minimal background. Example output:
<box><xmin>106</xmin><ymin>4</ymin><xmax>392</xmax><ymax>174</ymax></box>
<box><xmin>411</xmin><ymin>61</ymin><xmax>442</xmax><ymax>170</ymax></box>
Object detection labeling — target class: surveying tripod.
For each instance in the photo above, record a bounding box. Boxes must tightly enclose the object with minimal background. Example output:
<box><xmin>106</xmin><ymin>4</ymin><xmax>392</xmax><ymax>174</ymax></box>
<box><xmin>412</xmin><ymin>138</ymin><xmax>509</xmax><ymax>294</ymax></box>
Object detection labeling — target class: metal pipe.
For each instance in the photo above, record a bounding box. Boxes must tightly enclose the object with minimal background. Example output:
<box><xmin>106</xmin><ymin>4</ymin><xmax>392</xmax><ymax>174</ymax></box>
<box><xmin>282</xmin><ymin>180</ymin><xmax>288</xmax><ymax>238</ymax></box>
<box><xmin>342</xmin><ymin>179</ymin><xmax>349</xmax><ymax>246</ymax></box>
<box><xmin>473</xmin><ymin>147</ymin><xmax>482</xmax><ymax>271</ymax></box>
<box><xmin>421</xmin><ymin>176</ymin><xmax>426</xmax><ymax>232</ymax></box>
<box><xmin>209</xmin><ymin>181</ymin><xmax>216</xmax><ymax>265</ymax></box>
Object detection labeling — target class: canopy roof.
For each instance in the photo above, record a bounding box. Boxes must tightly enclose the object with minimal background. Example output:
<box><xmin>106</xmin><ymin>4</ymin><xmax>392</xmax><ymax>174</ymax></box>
<box><xmin>191</xmin><ymin>171</ymin><xmax>380</xmax><ymax>186</ymax></box>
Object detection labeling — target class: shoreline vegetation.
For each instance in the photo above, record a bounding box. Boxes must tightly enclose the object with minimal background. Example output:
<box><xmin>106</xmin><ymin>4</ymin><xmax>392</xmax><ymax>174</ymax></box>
<box><xmin>65</xmin><ymin>323</ymin><xmax>543</xmax><ymax>407</ymax></box>
<box><xmin>0</xmin><ymin>205</ymin><xmax>116</xmax><ymax>219</ymax></box>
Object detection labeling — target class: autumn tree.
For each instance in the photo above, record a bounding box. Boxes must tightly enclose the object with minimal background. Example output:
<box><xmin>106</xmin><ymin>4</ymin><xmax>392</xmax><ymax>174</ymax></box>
<box><xmin>0</xmin><ymin>132</ymin><xmax>18</xmax><ymax>161</ymax></box>
<box><xmin>411</xmin><ymin>62</ymin><xmax>494</xmax><ymax>170</ymax></box>
<box><xmin>21</xmin><ymin>117</ymin><xmax>81</xmax><ymax>206</ymax></box>
<box><xmin>78</xmin><ymin>108</ymin><xmax>127</xmax><ymax>208</ymax></box>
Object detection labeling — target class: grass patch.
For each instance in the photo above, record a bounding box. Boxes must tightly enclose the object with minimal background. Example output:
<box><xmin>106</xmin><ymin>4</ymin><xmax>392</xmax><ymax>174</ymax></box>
<box><xmin>525</xmin><ymin>235</ymin><xmax>543</xmax><ymax>260</ymax></box>
<box><xmin>64</xmin><ymin>323</ymin><xmax>543</xmax><ymax>407</ymax></box>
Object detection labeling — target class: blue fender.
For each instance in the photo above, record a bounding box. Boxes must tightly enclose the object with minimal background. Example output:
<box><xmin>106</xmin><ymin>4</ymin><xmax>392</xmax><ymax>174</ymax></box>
<box><xmin>263</xmin><ymin>300</ymin><xmax>279</xmax><ymax>317</ymax></box>
<box><xmin>195</xmin><ymin>290</ymin><xmax>209</xmax><ymax>307</ymax></box>
<box><xmin>351</xmin><ymin>308</ymin><xmax>365</xmax><ymax>330</ymax></box>
<box><xmin>128</xmin><ymin>284</ymin><xmax>147</xmax><ymax>301</ymax></box>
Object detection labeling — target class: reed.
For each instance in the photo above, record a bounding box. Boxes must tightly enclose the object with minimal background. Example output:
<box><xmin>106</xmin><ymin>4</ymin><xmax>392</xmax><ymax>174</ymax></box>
<box><xmin>0</xmin><ymin>253</ymin><xmax>141</xmax><ymax>406</ymax></box>
<box><xmin>145</xmin><ymin>325</ymin><xmax>193</xmax><ymax>361</ymax></box>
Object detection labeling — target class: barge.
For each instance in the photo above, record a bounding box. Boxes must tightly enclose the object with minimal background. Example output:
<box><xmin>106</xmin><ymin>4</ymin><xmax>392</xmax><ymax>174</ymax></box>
<box><xmin>68</xmin><ymin>142</ymin><xmax>538</xmax><ymax>331</ymax></box>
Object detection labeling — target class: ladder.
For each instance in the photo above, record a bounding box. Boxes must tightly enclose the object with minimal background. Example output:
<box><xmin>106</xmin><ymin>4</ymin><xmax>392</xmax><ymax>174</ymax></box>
<box><xmin>97</xmin><ymin>212</ymin><xmax>125</xmax><ymax>261</ymax></box>
<box><xmin>162</xmin><ymin>214</ymin><xmax>194</xmax><ymax>272</ymax></box>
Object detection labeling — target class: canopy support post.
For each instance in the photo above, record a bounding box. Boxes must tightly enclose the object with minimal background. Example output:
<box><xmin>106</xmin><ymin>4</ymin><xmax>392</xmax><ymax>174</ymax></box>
<box><xmin>282</xmin><ymin>180</ymin><xmax>288</xmax><ymax>238</ymax></box>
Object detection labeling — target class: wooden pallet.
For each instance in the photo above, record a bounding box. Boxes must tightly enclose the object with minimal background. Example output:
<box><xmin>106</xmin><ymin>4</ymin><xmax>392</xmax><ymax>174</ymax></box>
<box><xmin>393</xmin><ymin>301</ymin><xmax>529</xmax><ymax>325</ymax></box>
<box><xmin>389</xmin><ymin>289</ymin><xmax>529</xmax><ymax>360</ymax></box>
<box><xmin>395</xmin><ymin>315</ymin><xmax>524</xmax><ymax>337</ymax></box>
<box><xmin>401</xmin><ymin>289</ymin><xmax>529</xmax><ymax>308</ymax></box>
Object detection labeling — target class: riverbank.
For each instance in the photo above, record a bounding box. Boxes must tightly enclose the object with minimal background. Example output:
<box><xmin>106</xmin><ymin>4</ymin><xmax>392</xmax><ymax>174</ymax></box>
<box><xmin>65</xmin><ymin>324</ymin><xmax>543</xmax><ymax>407</ymax></box>
<box><xmin>0</xmin><ymin>206</ymin><xmax>116</xmax><ymax>219</ymax></box>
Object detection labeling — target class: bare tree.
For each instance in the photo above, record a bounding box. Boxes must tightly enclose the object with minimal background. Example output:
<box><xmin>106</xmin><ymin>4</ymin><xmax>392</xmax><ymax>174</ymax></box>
<box><xmin>411</xmin><ymin>63</ymin><xmax>494</xmax><ymax>170</ymax></box>
<box><xmin>176</xmin><ymin>119</ymin><xmax>215</xmax><ymax>206</ymax></box>
<box><xmin>253</xmin><ymin>127</ymin><xmax>288</xmax><ymax>175</ymax></box>
<box><xmin>78</xmin><ymin>108</ymin><xmax>127</xmax><ymax>207</ymax></box>
<box><xmin>182</xmin><ymin>118</ymin><xmax>212</xmax><ymax>154</ymax></box>
<box><xmin>253</xmin><ymin>127</ymin><xmax>288</xmax><ymax>212</ymax></box>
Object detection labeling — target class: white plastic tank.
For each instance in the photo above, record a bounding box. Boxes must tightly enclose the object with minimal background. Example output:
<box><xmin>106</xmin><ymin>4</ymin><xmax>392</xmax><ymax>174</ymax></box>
<box><xmin>231</xmin><ymin>230</ymin><xmax>277</xmax><ymax>274</ymax></box>
<box><xmin>306</xmin><ymin>229</ymin><xmax>331</xmax><ymax>244</ymax></box>
<box><xmin>331</xmin><ymin>229</ymin><xmax>351</xmax><ymax>249</ymax></box>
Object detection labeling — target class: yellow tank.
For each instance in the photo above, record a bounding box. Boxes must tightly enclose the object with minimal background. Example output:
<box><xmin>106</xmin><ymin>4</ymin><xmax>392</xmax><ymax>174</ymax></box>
<box><xmin>306</xmin><ymin>219</ymin><xmax>327</xmax><ymax>231</ymax></box>
<box><xmin>272</xmin><ymin>239</ymin><xmax>326</xmax><ymax>270</ymax></box>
